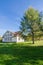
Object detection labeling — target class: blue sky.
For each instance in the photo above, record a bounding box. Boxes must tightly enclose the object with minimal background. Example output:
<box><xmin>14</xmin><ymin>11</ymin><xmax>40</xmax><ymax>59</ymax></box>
<box><xmin>0</xmin><ymin>0</ymin><xmax>43</xmax><ymax>36</ymax></box>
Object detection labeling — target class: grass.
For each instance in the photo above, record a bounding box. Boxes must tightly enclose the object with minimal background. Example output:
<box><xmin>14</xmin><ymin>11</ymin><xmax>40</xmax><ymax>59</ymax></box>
<box><xmin>0</xmin><ymin>41</ymin><xmax>43</xmax><ymax>65</ymax></box>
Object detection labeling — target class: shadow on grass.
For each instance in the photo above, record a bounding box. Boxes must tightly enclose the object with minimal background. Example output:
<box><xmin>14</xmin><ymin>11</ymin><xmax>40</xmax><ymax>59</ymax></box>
<box><xmin>0</xmin><ymin>44</ymin><xmax>43</xmax><ymax>65</ymax></box>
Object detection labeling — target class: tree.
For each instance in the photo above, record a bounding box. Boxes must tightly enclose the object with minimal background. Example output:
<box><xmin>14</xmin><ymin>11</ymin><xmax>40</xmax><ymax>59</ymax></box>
<box><xmin>20</xmin><ymin>7</ymin><xmax>41</xmax><ymax>44</ymax></box>
<box><xmin>39</xmin><ymin>12</ymin><xmax>43</xmax><ymax>31</ymax></box>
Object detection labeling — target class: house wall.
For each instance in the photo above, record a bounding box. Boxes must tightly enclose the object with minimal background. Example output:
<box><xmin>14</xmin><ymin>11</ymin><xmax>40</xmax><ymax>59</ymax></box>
<box><xmin>2</xmin><ymin>38</ymin><xmax>7</xmax><ymax>42</ymax></box>
<box><xmin>12</xmin><ymin>37</ymin><xmax>17</xmax><ymax>42</ymax></box>
<box><xmin>2</xmin><ymin>31</ymin><xmax>13</xmax><ymax>42</ymax></box>
<box><xmin>17</xmin><ymin>35</ymin><xmax>24</xmax><ymax>42</ymax></box>
<box><xmin>2</xmin><ymin>37</ymin><xmax>17</xmax><ymax>42</ymax></box>
<box><xmin>2</xmin><ymin>31</ymin><xmax>24</xmax><ymax>42</ymax></box>
<box><xmin>2</xmin><ymin>37</ymin><xmax>12</xmax><ymax>42</ymax></box>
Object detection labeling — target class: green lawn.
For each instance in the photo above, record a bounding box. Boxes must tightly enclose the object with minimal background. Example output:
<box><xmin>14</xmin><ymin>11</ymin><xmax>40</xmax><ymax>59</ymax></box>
<box><xmin>0</xmin><ymin>41</ymin><xmax>43</xmax><ymax>65</ymax></box>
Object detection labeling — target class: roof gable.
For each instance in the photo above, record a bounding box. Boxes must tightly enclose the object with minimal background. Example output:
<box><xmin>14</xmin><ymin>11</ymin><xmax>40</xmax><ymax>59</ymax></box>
<box><xmin>2</xmin><ymin>31</ymin><xmax>21</xmax><ymax>37</ymax></box>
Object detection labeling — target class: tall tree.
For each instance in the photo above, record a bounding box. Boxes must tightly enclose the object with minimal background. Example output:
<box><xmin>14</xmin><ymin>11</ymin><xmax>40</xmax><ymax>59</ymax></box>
<box><xmin>20</xmin><ymin>7</ymin><xmax>41</xmax><ymax>44</ymax></box>
<box><xmin>39</xmin><ymin>12</ymin><xmax>43</xmax><ymax>31</ymax></box>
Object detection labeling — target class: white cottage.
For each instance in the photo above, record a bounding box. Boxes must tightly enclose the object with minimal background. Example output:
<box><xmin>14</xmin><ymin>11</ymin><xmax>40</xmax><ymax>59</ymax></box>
<box><xmin>2</xmin><ymin>31</ymin><xmax>24</xmax><ymax>42</ymax></box>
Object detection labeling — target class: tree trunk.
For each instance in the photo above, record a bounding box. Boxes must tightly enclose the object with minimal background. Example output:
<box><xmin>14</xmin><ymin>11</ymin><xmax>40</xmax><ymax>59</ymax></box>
<box><xmin>32</xmin><ymin>32</ymin><xmax>34</xmax><ymax>44</ymax></box>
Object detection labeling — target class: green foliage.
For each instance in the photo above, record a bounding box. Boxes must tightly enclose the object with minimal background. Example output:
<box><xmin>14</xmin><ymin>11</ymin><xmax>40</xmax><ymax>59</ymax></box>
<box><xmin>39</xmin><ymin>12</ymin><xmax>43</xmax><ymax>31</ymax></box>
<box><xmin>0</xmin><ymin>37</ymin><xmax>2</xmax><ymax>42</ymax></box>
<box><xmin>20</xmin><ymin>7</ymin><xmax>42</xmax><ymax>44</ymax></box>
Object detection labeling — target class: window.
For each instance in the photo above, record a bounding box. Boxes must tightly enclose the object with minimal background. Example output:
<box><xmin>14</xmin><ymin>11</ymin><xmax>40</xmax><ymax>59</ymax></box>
<box><xmin>18</xmin><ymin>37</ymin><xmax>20</xmax><ymax>40</ymax></box>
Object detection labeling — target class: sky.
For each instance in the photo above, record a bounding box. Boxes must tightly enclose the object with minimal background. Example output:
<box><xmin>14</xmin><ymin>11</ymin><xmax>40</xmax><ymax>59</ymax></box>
<box><xmin>0</xmin><ymin>0</ymin><xmax>43</xmax><ymax>36</ymax></box>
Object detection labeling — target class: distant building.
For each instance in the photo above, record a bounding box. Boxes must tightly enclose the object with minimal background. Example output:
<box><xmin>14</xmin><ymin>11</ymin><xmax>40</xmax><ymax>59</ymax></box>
<box><xmin>2</xmin><ymin>31</ymin><xmax>24</xmax><ymax>42</ymax></box>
